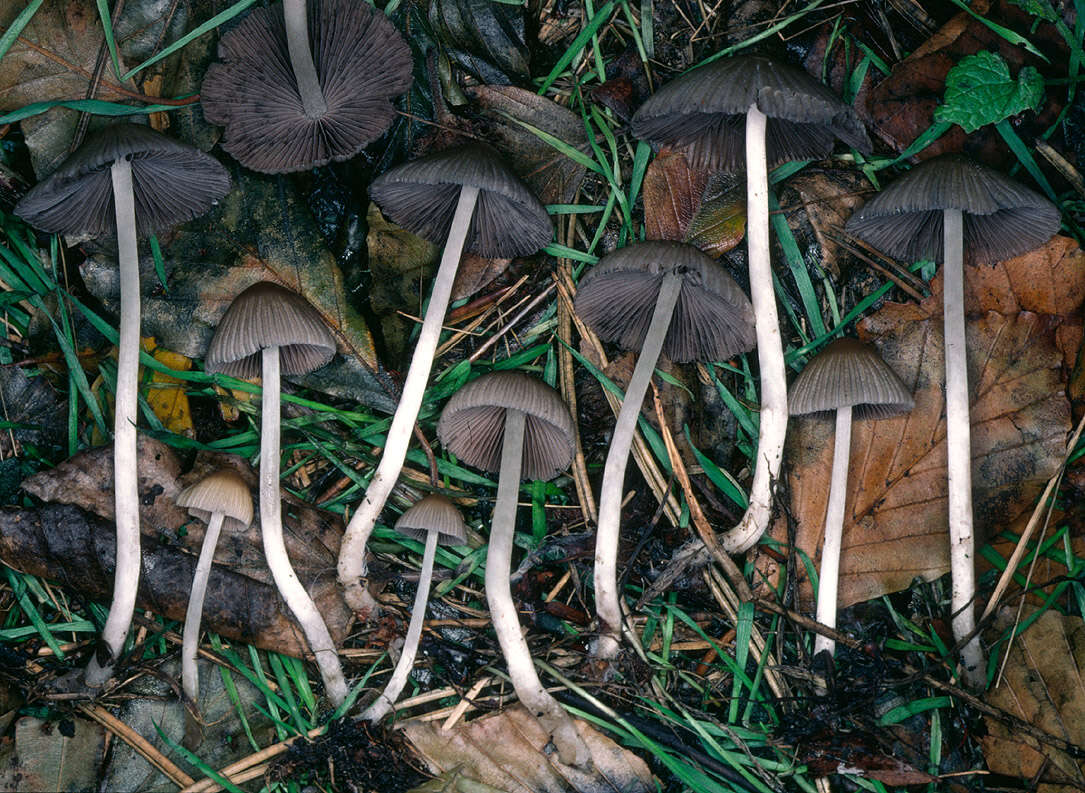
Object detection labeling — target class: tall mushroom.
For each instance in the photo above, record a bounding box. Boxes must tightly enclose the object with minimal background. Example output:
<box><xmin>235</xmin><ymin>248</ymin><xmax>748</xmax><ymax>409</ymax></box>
<box><xmin>574</xmin><ymin>241</ymin><xmax>756</xmax><ymax>659</ymax></box>
<box><xmin>630</xmin><ymin>55</ymin><xmax>871</xmax><ymax>554</ymax></box>
<box><xmin>361</xmin><ymin>494</ymin><xmax>467</xmax><ymax>723</ymax></box>
<box><xmin>788</xmin><ymin>338</ymin><xmax>913</xmax><ymax>660</ymax></box>
<box><xmin>338</xmin><ymin>143</ymin><xmax>552</xmax><ymax>619</ymax></box>
<box><xmin>14</xmin><ymin>123</ymin><xmax>230</xmax><ymax>685</ymax></box>
<box><xmin>845</xmin><ymin>155</ymin><xmax>1060</xmax><ymax>687</ymax></box>
<box><xmin>205</xmin><ymin>281</ymin><xmax>349</xmax><ymax>705</ymax></box>
<box><xmin>436</xmin><ymin>371</ymin><xmax>589</xmax><ymax>766</ymax></box>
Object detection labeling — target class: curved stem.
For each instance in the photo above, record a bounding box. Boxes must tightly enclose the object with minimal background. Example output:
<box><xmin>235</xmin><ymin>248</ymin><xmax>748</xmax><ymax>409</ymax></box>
<box><xmin>361</xmin><ymin>529</ymin><xmax>439</xmax><ymax>723</ymax></box>
<box><xmin>591</xmin><ymin>272</ymin><xmax>683</xmax><ymax>660</ymax></box>
<box><xmin>339</xmin><ymin>186</ymin><xmax>481</xmax><ymax>619</ymax></box>
<box><xmin>261</xmin><ymin>347</ymin><xmax>349</xmax><ymax>706</ymax></box>
<box><xmin>283</xmin><ymin>0</ymin><xmax>327</xmax><ymax>119</ymax></box>
<box><xmin>182</xmin><ymin>512</ymin><xmax>226</xmax><ymax>707</ymax></box>
<box><xmin>813</xmin><ymin>407</ymin><xmax>851</xmax><ymax>660</ymax></box>
<box><xmin>85</xmin><ymin>158</ymin><xmax>142</xmax><ymax>687</ymax></box>
<box><xmin>489</xmin><ymin>410</ymin><xmax>588</xmax><ymax>767</ymax></box>
<box><xmin>717</xmin><ymin>105</ymin><xmax>789</xmax><ymax>554</ymax></box>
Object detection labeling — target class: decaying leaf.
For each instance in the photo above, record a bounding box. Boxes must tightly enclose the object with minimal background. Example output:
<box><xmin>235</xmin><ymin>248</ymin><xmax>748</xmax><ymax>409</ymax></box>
<box><xmin>429</xmin><ymin>0</ymin><xmax>529</xmax><ymax>84</ymax></box>
<box><xmin>684</xmin><ymin>172</ymin><xmax>746</xmax><ymax>258</ymax></box>
<box><xmin>779</xmin><ymin>169</ymin><xmax>869</xmax><ymax>277</ymax></box>
<box><xmin>0</xmin><ymin>715</ymin><xmax>105</xmax><ymax>793</ymax></box>
<box><xmin>642</xmin><ymin>149</ymin><xmax>708</xmax><ymax>243</ymax></box>
<box><xmin>143</xmin><ymin>341</ymin><xmax>194</xmax><ymax>437</ymax></box>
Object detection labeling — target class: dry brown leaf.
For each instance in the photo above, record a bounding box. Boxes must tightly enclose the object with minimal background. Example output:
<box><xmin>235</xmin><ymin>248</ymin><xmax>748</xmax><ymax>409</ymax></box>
<box><xmin>780</xmin><ymin>170</ymin><xmax>868</xmax><ymax>277</ymax></box>
<box><xmin>642</xmin><ymin>148</ymin><xmax>707</xmax><ymax>243</ymax></box>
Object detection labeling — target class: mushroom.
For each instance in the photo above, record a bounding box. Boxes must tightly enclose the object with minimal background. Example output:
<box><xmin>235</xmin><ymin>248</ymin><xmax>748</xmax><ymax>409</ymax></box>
<box><xmin>200</xmin><ymin>0</ymin><xmax>413</xmax><ymax>173</ymax></box>
<box><xmin>14</xmin><ymin>123</ymin><xmax>230</xmax><ymax>685</ymax></box>
<box><xmin>338</xmin><ymin>142</ymin><xmax>552</xmax><ymax>619</ymax></box>
<box><xmin>845</xmin><ymin>154</ymin><xmax>1060</xmax><ymax>687</ymax></box>
<box><xmin>788</xmin><ymin>338</ymin><xmax>913</xmax><ymax>661</ymax></box>
<box><xmin>436</xmin><ymin>371</ymin><xmax>589</xmax><ymax>766</ymax></box>
<box><xmin>574</xmin><ymin>241</ymin><xmax>756</xmax><ymax>659</ymax></box>
<box><xmin>361</xmin><ymin>494</ymin><xmax>467</xmax><ymax>723</ymax></box>
<box><xmin>205</xmin><ymin>281</ymin><xmax>350</xmax><ymax>705</ymax></box>
<box><xmin>630</xmin><ymin>55</ymin><xmax>871</xmax><ymax>554</ymax></box>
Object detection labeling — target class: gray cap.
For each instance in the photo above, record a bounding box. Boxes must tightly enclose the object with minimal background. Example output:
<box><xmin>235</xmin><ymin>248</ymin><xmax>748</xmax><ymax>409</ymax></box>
<box><xmin>176</xmin><ymin>468</ymin><xmax>254</xmax><ymax>532</ymax></box>
<box><xmin>395</xmin><ymin>494</ymin><xmax>468</xmax><ymax>546</ymax></box>
<box><xmin>789</xmin><ymin>338</ymin><xmax>914</xmax><ymax>419</ymax></box>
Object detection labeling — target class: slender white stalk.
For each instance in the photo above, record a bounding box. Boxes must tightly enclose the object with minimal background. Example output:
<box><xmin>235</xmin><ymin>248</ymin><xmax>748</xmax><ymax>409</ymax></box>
<box><xmin>283</xmin><ymin>0</ymin><xmax>327</xmax><ymax>119</ymax></box>
<box><xmin>261</xmin><ymin>347</ymin><xmax>350</xmax><ymax>705</ymax></box>
<box><xmin>361</xmin><ymin>529</ymin><xmax>439</xmax><ymax>722</ymax></box>
<box><xmin>813</xmin><ymin>407</ymin><xmax>851</xmax><ymax>659</ymax></box>
<box><xmin>490</xmin><ymin>410</ymin><xmax>588</xmax><ymax>766</ymax></box>
<box><xmin>85</xmin><ymin>159</ymin><xmax>142</xmax><ymax>687</ymax></box>
<box><xmin>591</xmin><ymin>273</ymin><xmax>683</xmax><ymax>660</ymax></box>
<box><xmin>182</xmin><ymin>512</ymin><xmax>226</xmax><ymax>706</ymax></box>
<box><xmin>339</xmin><ymin>186</ymin><xmax>481</xmax><ymax>619</ymax></box>
<box><xmin>718</xmin><ymin>104</ymin><xmax>789</xmax><ymax>554</ymax></box>
<box><xmin>943</xmin><ymin>208</ymin><xmax>985</xmax><ymax>688</ymax></box>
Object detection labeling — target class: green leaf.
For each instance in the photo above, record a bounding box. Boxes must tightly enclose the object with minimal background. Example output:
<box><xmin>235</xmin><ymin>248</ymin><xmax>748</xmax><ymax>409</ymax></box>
<box><xmin>1007</xmin><ymin>0</ymin><xmax>1057</xmax><ymax>21</ymax></box>
<box><xmin>934</xmin><ymin>51</ymin><xmax>1045</xmax><ymax>133</ymax></box>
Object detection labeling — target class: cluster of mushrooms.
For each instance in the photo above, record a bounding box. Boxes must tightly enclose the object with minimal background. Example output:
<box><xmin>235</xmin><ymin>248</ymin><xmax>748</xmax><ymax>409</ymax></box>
<box><xmin>9</xmin><ymin>0</ymin><xmax>1063</xmax><ymax>758</ymax></box>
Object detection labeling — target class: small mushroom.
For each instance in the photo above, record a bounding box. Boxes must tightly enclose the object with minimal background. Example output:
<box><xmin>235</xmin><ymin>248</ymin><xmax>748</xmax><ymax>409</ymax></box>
<box><xmin>339</xmin><ymin>143</ymin><xmax>552</xmax><ymax>619</ymax></box>
<box><xmin>206</xmin><ymin>282</ymin><xmax>350</xmax><ymax>705</ymax></box>
<box><xmin>574</xmin><ymin>241</ymin><xmax>755</xmax><ymax>659</ymax></box>
<box><xmin>14</xmin><ymin>123</ymin><xmax>230</xmax><ymax>685</ymax></box>
<box><xmin>788</xmin><ymin>338</ymin><xmax>913</xmax><ymax>661</ymax></box>
<box><xmin>436</xmin><ymin>371</ymin><xmax>589</xmax><ymax>767</ymax></box>
<box><xmin>361</xmin><ymin>494</ymin><xmax>467</xmax><ymax>723</ymax></box>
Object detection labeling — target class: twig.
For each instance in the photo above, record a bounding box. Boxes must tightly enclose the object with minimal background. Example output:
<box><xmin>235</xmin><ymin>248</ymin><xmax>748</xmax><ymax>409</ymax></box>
<box><xmin>78</xmin><ymin>704</ymin><xmax>195</xmax><ymax>789</ymax></box>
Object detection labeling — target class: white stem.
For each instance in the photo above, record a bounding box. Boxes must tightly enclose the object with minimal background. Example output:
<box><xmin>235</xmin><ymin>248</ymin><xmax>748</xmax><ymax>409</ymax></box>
<box><xmin>339</xmin><ymin>186</ymin><xmax>481</xmax><ymax>619</ymax></box>
<box><xmin>361</xmin><ymin>530</ymin><xmax>439</xmax><ymax>722</ymax></box>
<box><xmin>813</xmin><ymin>407</ymin><xmax>851</xmax><ymax>660</ymax></box>
<box><xmin>489</xmin><ymin>410</ymin><xmax>588</xmax><ymax>767</ymax></box>
<box><xmin>943</xmin><ymin>208</ymin><xmax>985</xmax><ymax>688</ymax></box>
<box><xmin>182</xmin><ymin>512</ymin><xmax>225</xmax><ymax>706</ymax></box>
<box><xmin>592</xmin><ymin>272</ymin><xmax>683</xmax><ymax>660</ymax></box>
<box><xmin>261</xmin><ymin>347</ymin><xmax>350</xmax><ymax>705</ymax></box>
<box><xmin>283</xmin><ymin>0</ymin><xmax>327</xmax><ymax>119</ymax></box>
<box><xmin>85</xmin><ymin>158</ymin><xmax>142</xmax><ymax>687</ymax></box>
<box><xmin>717</xmin><ymin>105</ymin><xmax>788</xmax><ymax>554</ymax></box>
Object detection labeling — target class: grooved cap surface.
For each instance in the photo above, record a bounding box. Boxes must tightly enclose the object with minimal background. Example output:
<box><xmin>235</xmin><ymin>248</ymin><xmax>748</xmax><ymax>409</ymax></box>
<box><xmin>176</xmin><ymin>468</ymin><xmax>253</xmax><ymax>531</ymax></box>
<box><xmin>394</xmin><ymin>494</ymin><xmax>468</xmax><ymax>545</ymax></box>
<box><xmin>789</xmin><ymin>338</ymin><xmax>914</xmax><ymax>419</ymax></box>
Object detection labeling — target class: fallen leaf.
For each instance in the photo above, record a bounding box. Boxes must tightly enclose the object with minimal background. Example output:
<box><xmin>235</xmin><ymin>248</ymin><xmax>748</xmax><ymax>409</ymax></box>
<box><xmin>0</xmin><ymin>715</ymin><xmax>104</xmax><ymax>793</ymax></box>
<box><xmin>934</xmin><ymin>51</ymin><xmax>1044</xmax><ymax>133</ymax></box>
<box><xmin>779</xmin><ymin>169</ymin><xmax>869</xmax><ymax>278</ymax></box>
<box><xmin>0</xmin><ymin>365</ymin><xmax>66</xmax><ymax>462</ymax></box>
<box><xmin>801</xmin><ymin>732</ymin><xmax>935</xmax><ymax>786</ymax></box>
<box><xmin>642</xmin><ymin>149</ymin><xmax>708</xmax><ymax>243</ymax></box>
<box><xmin>684</xmin><ymin>171</ymin><xmax>746</xmax><ymax>258</ymax></box>
<box><xmin>429</xmin><ymin>0</ymin><xmax>529</xmax><ymax>84</ymax></box>
<box><xmin>143</xmin><ymin>341</ymin><xmax>194</xmax><ymax>437</ymax></box>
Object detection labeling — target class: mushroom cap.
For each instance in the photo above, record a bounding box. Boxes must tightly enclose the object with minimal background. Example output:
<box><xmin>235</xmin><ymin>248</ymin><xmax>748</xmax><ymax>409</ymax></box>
<box><xmin>844</xmin><ymin>154</ymin><xmax>1061</xmax><ymax>266</ymax></box>
<box><xmin>369</xmin><ymin>142</ymin><xmax>552</xmax><ymax>259</ymax></box>
<box><xmin>176</xmin><ymin>468</ymin><xmax>253</xmax><ymax>532</ymax></box>
<box><xmin>789</xmin><ymin>338</ymin><xmax>914</xmax><ymax>419</ymax></box>
<box><xmin>630</xmin><ymin>55</ymin><xmax>872</xmax><ymax>171</ymax></box>
<box><xmin>575</xmin><ymin>241</ymin><xmax>756</xmax><ymax>363</ymax></box>
<box><xmin>200</xmin><ymin>0</ymin><xmax>412</xmax><ymax>174</ymax></box>
<box><xmin>394</xmin><ymin>494</ymin><xmax>468</xmax><ymax>546</ymax></box>
<box><xmin>436</xmin><ymin>371</ymin><xmax>576</xmax><ymax>481</ymax></box>
<box><xmin>13</xmin><ymin>123</ymin><xmax>230</xmax><ymax>237</ymax></box>
<box><xmin>205</xmin><ymin>282</ymin><xmax>336</xmax><ymax>378</ymax></box>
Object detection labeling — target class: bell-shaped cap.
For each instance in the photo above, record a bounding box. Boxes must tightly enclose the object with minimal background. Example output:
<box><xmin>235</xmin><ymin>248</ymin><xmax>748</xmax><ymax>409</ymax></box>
<box><xmin>14</xmin><ymin>124</ymin><xmax>230</xmax><ymax>237</ymax></box>
<box><xmin>436</xmin><ymin>371</ymin><xmax>575</xmax><ymax>481</ymax></box>
<box><xmin>789</xmin><ymin>338</ymin><xmax>914</xmax><ymax>419</ymax></box>
<box><xmin>176</xmin><ymin>468</ymin><xmax>253</xmax><ymax>532</ymax></box>
<box><xmin>575</xmin><ymin>241</ymin><xmax>756</xmax><ymax>363</ymax></box>
<box><xmin>844</xmin><ymin>154</ymin><xmax>1061</xmax><ymax>266</ymax></box>
<box><xmin>206</xmin><ymin>282</ymin><xmax>336</xmax><ymax>378</ymax></box>
<box><xmin>201</xmin><ymin>0</ymin><xmax>412</xmax><ymax>173</ymax></box>
<box><xmin>394</xmin><ymin>494</ymin><xmax>468</xmax><ymax>546</ymax></box>
<box><xmin>369</xmin><ymin>142</ymin><xmax>552</xmax><ymax>259</ymax></box>
<box><xmin>631</xmin><ymin>55</ymin><xmax>871</xmax><ymax>171</ymax></box>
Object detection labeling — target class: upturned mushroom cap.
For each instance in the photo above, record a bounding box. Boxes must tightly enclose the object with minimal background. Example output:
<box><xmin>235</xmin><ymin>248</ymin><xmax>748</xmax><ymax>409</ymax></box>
<box><xmin>844</xmin><ymin>154</ymin><xmax>1061</xmax><ymax>266</ymax></box>
<box><xmin>369</xmin><ymin>143</ymin><xmax>552</xmax><ymax>259</ymax></box>
<box><xmin>631</xmin><ymin>55</ymin><xmax>872</xmax><ymax>171</ymax></box>
<box><xmin>201</xmin><ymin>0</ymin><xmax>412</xmax><ymax>173</ymax></box>
<box><xmin>14</xmin><ymin>124</ymin><xmax>230</xmax><ymax>236</ymax></box>
<box><xmin>176</xmin><ymin>468</ymin><xmax>253</xmax><ymax>532</ymax></box>
<box><xmin>789</xmin><ymin>338</ymin><xmax>913</xmax><ymax>419</ymax></box>
<box><xmin>206</xmin><ymin>282</ymin><xmax>336</xmax><ymax>378</ymax></box>
<box><xmin>436</xmin><ymin>371</ymin><xmax>576</xmax><ymax>481</ymax></box>
<box><xmin>575</xmin><ymin>241</ymin><xmax>756</xmax><ymax>363</ymax></box>
<box><xmin>394</xmin><ymin>494</ymin><xmax>468</xmax><ymax>546</ymax></box>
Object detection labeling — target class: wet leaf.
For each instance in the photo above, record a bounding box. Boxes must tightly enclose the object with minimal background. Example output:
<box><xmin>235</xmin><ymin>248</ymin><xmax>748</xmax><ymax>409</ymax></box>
<box><xmin>642</xmin><ymin>149</ymin><xmax>708</xmax><ymax>243</ymax></box>
<box><xmin>684</xmin><ymin>171</ymin><xmax>746</xmax><ymax>257</ymax></box>
<box><xmin>143</xmin><ymin>341</ymin><xmax>194</xmax><ymax>437</ymax></box>
<box><xmin>800</xmin><ymin>731</ymin><xmax>935</xmax><ymax>786</ymax></box>
<box><xmin>934</xmin><ymin>51</ymin><xmax>1044</xmax><ymax>133</ymax></box>
<box><xmin>0</xmin><ymin>715</ymin><xmax>105</xmax><ymax>793</ymax></box>
<box><xmin>429</xmin><ymin>0</ymin><xmax>529</xmax><ymax>84</ymax></box>
<box><xmin>0</xmin><ymin>365</ymin><xmax>66</xmax><ymax>461</ymax></box>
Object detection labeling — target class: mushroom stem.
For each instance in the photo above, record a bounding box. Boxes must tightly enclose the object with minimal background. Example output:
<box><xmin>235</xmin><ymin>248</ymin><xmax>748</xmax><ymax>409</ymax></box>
<box><xmin>182</xmin><ymin>511</ymin><xmax>225</xmax><ymax>707</ymax></box>
<box><xmin>260</xmin><ymin>346</ymin><xmax>350</xmax><ymax>705</ymax></box>
<box><xmin>717</xmin><ymin>104</ymin><xmax>788</xmax><ymax>554</ymax></box>
<box><xmin>339</xmin><ymin>186</ymin><xmax>481</xmax><ymax>619</ymax></box>
<box><xmin>360</xmin><ymin>529</ymin><xmax>439</xmax><ymax>723</ymax></box>
<box><xmin>85</xmin><ymin>158</ymin><xmax>142</xmax><ymax>687</ymax></box>
<box><xmin>490</xmin><ymin>409</ymin><xmax>589</xmax><ymax>767</ymax></box>
<box><xmin>942</xmin><ymin>207</ymin><xmax>985</xmax><ymax>688</ymax></box>
<box><xmin>813</xmin><ymin>406</ymin><xmax>851</xmax><ymax>660</ymax></box>
<box><xmin>282</xmin><ymin>0</ymin><xmax>327</xmax><ymax>119</ymax></box>
<box><xmin>592</xmin><ymin>272</ymin><xmax>684</xmax><ymax>660</ymax></box>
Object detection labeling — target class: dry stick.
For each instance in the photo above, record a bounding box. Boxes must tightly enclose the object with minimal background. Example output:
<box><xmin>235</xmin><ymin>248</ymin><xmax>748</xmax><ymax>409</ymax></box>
<box><xmin>282</xmin><ymin>0</ymin><xmax>327</xmax><ymax>118</ymax></box>
<box><xmin>79</xmin><ymin>704</ymin><xmax>195</xmax><ymax>789</ymax></box>
<box><xmin>181</xmin><ymin>512</ymin><xmax>225</xmax><ymax>707</ymax></box>
<box><xmin>467</xmin><ymin>282</ymin><xmax>556</xmax><ymax>363</ymax></box>
<box><xmin>814</xmin><ymin>406</ymin><xmax>852</xmax><ymax>659</ymax></box>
